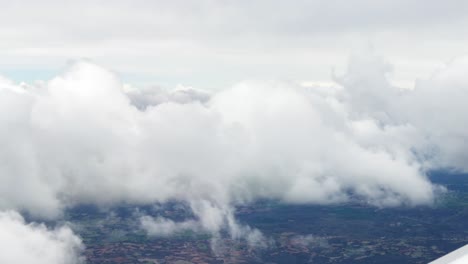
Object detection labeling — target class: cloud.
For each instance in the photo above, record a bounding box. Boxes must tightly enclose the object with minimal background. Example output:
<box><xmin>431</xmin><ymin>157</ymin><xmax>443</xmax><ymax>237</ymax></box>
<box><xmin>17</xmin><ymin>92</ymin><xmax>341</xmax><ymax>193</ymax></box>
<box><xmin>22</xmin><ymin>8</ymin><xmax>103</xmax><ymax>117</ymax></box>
<box><xmin>403</xmin><ymin>57</ymin><xmax>468</xmax><ymax>171</ymax></box>
<box><xmin>335</xmin><ymin>52</ymin><xmax>468</xmax><ymax>171</ymax></box>
<box><xmin>0</xmin><ymin>211</ymin><xmax>84</xmax><ymax>264</ymax></box>
<box><xmin>290</xmin><ymin>234</ymin><xmax>329</xmax><ymax>248</ymax></box>
<box><xmin>1</xmin><ymin>52</ymin><xmax>468</xmax><ymax>255</ymax></box>
<box><xmin>1</xmin><ymin>1</ymin><xmax>468</xmax><ymax>89</ymax></box>
<box><xmin>140</xmin><ymin>200</ymin><xmax>269</xmax><ymax>250</ymax></box>
<box><xmin>0</xmin><ymin>59</ymin><xmax>445</xmax><ymax>220</ymax></box>
<box><xmin>123</xmin><ymin>84</ymin><xmax>210</xmax><ymax>110</ymax></box>
<box><xmin>140</xmin><ymin>216</ymin><xmax>199</xmax><ymax>237</ymax></box>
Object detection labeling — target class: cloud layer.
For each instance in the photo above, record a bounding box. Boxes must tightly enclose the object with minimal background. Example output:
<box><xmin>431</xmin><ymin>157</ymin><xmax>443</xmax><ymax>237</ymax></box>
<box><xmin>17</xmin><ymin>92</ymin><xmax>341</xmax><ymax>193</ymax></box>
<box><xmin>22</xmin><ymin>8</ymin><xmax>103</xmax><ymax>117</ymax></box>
<box><xmin>0</xmin><ymin>59</ymin><xmax>440</xmax><ymax>215</ymax></box>
<box><xmin>0</xmin><ymin>53</ymin><xmax>467</xmax><ymax>255</ymax></box>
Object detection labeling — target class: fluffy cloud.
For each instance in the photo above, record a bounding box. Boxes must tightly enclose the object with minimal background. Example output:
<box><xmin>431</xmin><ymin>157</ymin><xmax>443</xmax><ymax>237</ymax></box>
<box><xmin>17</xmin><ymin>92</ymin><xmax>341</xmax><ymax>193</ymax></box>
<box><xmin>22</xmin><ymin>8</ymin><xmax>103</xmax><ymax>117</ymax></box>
<box><xmin>0</xmin><ymin>211</ymin><xmax>84</xmax><ymax>264</ymax></box>
<box><xmin>403</xmin><ymin>57</ymin><xmax>468</xmax><ymax>171</ymax></box>
<box><xmin>336</xmin><ymin>53</ymin><xmax>468</xmax><ymax>171</ymax></box>
<box><xmin>0</xmin><ymin>59</ymin><xmax>446</xmax><ymax>216</ymax></box>
<box><xmin>0</xmin><ymin>53</ymin><xmax>467</xmax><ymax>252</ymax></box>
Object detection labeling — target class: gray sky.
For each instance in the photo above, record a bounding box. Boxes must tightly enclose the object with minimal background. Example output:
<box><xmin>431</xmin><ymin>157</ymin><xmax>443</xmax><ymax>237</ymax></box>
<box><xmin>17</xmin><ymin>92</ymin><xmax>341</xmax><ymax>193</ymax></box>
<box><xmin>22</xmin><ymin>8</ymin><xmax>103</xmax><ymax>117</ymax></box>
<box><xmin>1</xmin><ymin>0</ymin><xmax>468</xmax><ymax>89</ymax></box>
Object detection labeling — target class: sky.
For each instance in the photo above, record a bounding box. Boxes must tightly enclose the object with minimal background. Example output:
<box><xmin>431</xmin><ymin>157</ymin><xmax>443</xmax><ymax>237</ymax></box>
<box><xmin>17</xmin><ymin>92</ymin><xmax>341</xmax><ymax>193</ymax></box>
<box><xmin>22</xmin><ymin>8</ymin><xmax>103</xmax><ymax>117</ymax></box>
<box><xmin>1</xmin><ymin>0</ymin><xmax>468</xmax><ymax>88</ymax></box>
<box><xmin>1</xmin><ymin>1</ymin><xmax>468</xmax><ymax>263</ymax></box>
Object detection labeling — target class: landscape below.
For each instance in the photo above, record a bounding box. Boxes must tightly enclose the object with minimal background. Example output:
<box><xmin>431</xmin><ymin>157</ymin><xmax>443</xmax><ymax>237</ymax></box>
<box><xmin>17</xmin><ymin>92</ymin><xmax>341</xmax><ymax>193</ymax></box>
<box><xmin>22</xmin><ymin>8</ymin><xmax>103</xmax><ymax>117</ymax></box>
<box><xmin>40</xmin><ymin>172</ymin><xmax>468</xmax><ymax>264</ymax></box>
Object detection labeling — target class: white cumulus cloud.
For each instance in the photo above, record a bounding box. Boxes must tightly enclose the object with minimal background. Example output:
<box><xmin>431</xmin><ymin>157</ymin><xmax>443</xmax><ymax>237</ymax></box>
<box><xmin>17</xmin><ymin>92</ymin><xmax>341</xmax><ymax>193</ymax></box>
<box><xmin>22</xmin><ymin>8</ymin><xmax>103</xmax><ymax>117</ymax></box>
<box><xmin>1</xmin><ymin>52</ymin><xmax>467</xmax><ymax>255</ymax></box>
<box><xmin>0</xmin><ymin>211</ymin><xmax>84</xmax><ymax>264</ymax></box>
<box><xmin>0</xmin><ymin>59</ymin><xmax>447</xmax><ymax>218</ymax></box>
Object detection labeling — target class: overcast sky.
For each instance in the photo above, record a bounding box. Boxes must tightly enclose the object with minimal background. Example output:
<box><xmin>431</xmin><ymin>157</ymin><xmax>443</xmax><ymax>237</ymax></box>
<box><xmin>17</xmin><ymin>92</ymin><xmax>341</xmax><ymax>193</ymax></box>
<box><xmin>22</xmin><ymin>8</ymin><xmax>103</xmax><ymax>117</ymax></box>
<box><xmin>1</xmin><ymin>0</ymin><xmax>468</xmax><ymax>88</ymax></box>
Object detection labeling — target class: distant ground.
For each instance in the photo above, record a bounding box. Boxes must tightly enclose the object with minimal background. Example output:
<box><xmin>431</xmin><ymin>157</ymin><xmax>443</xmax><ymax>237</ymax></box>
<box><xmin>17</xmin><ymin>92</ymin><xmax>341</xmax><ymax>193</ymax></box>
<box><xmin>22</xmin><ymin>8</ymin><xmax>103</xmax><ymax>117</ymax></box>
<box><xmin>44</xmin><ymin>172</ymin><xmax>468</xmax><ymax>263</ymax></box>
